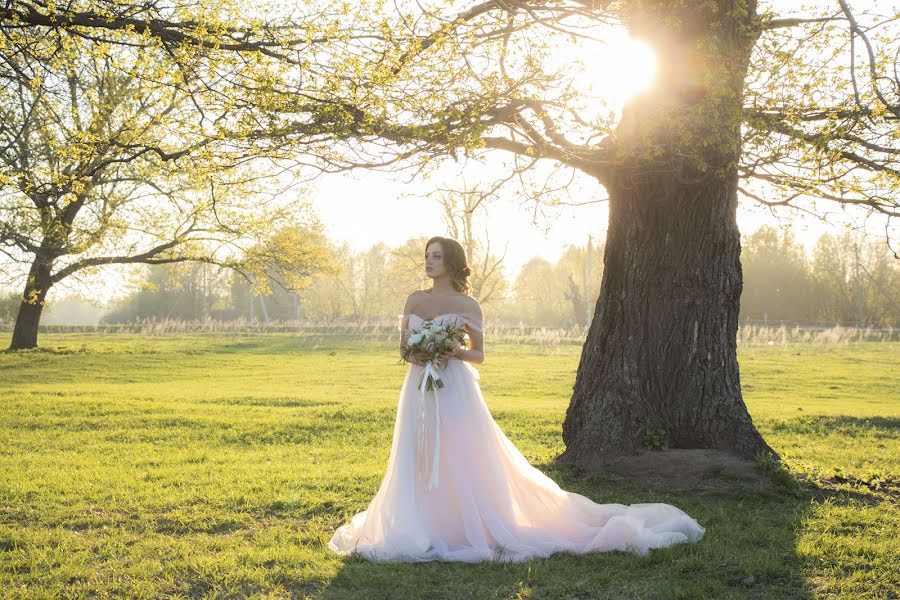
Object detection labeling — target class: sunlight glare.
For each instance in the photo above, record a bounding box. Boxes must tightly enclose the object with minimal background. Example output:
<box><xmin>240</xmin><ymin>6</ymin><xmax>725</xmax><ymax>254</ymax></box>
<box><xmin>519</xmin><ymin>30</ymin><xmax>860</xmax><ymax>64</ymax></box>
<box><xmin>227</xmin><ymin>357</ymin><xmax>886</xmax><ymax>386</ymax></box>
<box><xmin>574</xmin><ymin>33</ymin><xmax>658</xmax><ymax>110</ymax></box>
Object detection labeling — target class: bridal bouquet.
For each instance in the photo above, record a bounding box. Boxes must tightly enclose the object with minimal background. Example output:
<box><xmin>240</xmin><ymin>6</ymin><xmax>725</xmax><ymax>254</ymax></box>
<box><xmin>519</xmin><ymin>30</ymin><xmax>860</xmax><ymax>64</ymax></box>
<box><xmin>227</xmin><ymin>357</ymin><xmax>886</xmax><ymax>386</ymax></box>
<box><xmin>400</xmin><ymin>321</ymin><xmax>468</xmax><ymax>391</ymax></box>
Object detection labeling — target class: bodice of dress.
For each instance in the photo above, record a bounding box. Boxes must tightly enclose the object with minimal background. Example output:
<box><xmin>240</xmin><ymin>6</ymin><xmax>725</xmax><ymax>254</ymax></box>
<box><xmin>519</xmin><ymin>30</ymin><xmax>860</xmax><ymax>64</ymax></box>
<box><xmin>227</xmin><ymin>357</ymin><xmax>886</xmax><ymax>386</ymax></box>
<box><xmin>402</xmin><ymin>312</ymin><xmax>483</xmax><ymax>334</ymax></box>
<box><xmin>401</xmin><ymin>311</ymin><xmax>483</xmax><ymax>492</ymax></box>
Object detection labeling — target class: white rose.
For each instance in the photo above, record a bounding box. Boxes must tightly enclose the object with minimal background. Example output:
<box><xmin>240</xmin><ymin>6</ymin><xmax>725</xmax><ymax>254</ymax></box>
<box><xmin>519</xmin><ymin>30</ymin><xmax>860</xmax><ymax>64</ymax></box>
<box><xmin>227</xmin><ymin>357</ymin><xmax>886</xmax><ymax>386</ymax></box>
<box><xmin>408</xmin><ymin>332</ymin><xmax>424</xmax><ymax>344</ymax></box>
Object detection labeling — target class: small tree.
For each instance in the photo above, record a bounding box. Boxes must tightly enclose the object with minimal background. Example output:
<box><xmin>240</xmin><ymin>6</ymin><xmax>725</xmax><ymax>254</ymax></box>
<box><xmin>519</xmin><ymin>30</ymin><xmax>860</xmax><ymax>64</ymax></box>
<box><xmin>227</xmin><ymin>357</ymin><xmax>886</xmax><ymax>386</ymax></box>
<box><xmin>740</xmin><ymin>225</ymin><xmax>814</xmax><ymax>323</ymax></box>
<box><xmin>0</xmin><ymin>2</ymin><xmax>331</xmax><ymax>348</ymax></box>
<box><xmin>811</xmin><ymin>231</ymin><xmax>900</xmax><ymax>327</ymax></box>
<box><xmin>429</xmin><ymin>183</ymin><xmax>511</xmax><ymax>305</ymax></box>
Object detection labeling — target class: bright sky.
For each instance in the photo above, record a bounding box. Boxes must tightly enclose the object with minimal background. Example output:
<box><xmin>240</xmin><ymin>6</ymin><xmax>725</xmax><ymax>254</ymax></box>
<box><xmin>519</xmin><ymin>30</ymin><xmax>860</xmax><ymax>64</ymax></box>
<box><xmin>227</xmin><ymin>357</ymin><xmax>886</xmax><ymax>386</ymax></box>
<box><xmin>307</xmin><ymin>150</ymin><xmax>877</xmax><ymax>295</ymax></box>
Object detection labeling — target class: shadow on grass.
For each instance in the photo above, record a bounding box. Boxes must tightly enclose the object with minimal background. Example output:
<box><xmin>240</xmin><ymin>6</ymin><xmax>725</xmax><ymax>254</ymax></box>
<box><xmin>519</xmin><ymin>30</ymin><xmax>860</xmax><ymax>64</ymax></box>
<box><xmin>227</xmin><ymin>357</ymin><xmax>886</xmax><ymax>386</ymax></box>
<box><xmin>315</xmin><ymin>460</ymin><xmax>820</xmax><ymax>600</ymax></box>
<box><xmin>768</xmin><ymin>415</ymin><xmax>900</xmax><ymax>436</ymax></box>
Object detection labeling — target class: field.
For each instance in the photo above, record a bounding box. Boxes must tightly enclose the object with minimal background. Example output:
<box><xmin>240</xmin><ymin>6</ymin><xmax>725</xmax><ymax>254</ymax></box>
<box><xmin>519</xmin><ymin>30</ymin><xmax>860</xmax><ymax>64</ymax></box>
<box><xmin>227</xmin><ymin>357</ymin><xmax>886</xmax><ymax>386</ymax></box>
<box><xmin>0</xmin><ymin>331</ymin><xmax>897</xmax><ymax>599</ymax></box>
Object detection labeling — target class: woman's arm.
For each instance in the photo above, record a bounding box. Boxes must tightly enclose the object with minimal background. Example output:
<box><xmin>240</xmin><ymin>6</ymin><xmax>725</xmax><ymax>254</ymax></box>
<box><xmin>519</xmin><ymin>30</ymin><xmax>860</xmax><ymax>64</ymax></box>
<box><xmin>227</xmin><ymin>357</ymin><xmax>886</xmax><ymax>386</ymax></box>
<box><xmin>453</xmin><ymin>346</ymin><xmax>484</xmax><ymax>365</ymax></box>
<box><xmin>439</xmin><ymin>300</ymin><xmax>485</xmax><ymax>366</ymax></box>
<box><xmin>458</xmin><ymin>323</ymin><xmax>484</xmax><ymax>365</ymax></box>
<box><xmin>399</xmin><ymin>292</ymin><xmax>429</xmax><ymax>365</ymax></box>
<box><xmin>467</xmin><ymin>299</ymin><xmax>485</xmax><ymax>364</ymax></box>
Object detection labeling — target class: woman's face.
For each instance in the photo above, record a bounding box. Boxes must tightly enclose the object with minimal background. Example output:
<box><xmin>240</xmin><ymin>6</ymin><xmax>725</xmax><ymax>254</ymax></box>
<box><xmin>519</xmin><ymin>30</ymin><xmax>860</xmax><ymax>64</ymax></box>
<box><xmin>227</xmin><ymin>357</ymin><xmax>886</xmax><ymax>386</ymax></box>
<box><xmin>425</xmin><ymin>243</ymin><xmax>446</xmax><ymax>278</ymax></box>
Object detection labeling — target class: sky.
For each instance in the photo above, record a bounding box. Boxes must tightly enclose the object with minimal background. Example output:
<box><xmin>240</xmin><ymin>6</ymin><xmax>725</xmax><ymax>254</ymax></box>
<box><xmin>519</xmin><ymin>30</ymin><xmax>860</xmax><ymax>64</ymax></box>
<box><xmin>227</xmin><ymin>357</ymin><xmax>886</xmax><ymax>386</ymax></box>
<box><xmin>305</xmin><ymin>151</ymin><xmax>876</xmax><ymax>287</ymax></box>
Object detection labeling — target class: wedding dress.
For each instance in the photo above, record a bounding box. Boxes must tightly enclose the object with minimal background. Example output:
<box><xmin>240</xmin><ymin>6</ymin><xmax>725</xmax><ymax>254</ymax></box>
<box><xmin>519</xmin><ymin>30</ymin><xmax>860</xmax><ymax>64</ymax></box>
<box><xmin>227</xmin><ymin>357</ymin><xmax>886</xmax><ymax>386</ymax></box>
<box><xmin>327</xmin><ymin>312</ymin><xmax>706</xmax><ymax>563</ymax></box>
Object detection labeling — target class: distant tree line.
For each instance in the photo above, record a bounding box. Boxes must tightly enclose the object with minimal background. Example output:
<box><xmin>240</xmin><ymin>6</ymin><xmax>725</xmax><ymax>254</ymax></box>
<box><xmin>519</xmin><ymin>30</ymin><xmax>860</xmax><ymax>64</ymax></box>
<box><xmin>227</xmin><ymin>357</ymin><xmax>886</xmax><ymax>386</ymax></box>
<box><xmin>5</xmin><ymin>225</ymin><xmax>891</xmax><ymax>329</ymax></box>
<box><xmin>740</xmin><ymin>226</ymin><xmax>898</xmax><ymax>327</ymax></box>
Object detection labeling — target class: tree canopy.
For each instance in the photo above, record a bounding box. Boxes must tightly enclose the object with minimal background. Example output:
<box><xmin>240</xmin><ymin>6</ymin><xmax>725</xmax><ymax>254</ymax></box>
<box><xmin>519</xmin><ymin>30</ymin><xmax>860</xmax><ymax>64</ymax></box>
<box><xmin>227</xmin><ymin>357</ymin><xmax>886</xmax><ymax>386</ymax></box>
<box><xmin>4</xmin><ymin>1</ymin><xmax>897</xmax><ymax>224</ymax></box>
<box><xmin>2</xmin><ymin>0</ymin><xmax>897</xmax><ymax>353</ymax></box>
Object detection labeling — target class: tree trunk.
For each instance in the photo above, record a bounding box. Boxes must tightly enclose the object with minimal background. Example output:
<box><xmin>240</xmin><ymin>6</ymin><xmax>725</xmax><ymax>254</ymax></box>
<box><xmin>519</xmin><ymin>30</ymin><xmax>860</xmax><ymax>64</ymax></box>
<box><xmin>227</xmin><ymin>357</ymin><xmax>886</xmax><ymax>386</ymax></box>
<box><xmin>9</xmin><ymin>254</ymin><xmax>54</xmax><ymax>350</ymax></box>
<box><xmin>557</xmin><ymin>0</ymin><xmax>779</xmax><ymax>465</ymax></box>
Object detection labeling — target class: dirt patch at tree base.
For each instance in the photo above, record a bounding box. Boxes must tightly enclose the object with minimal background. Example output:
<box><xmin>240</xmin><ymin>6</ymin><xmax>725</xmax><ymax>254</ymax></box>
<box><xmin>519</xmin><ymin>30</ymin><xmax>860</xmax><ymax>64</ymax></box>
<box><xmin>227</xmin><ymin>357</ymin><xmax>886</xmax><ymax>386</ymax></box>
<box><xmin>580</xmin><ymin>448</ymin><xmax>777</xmax><ymax>493</ymax></box>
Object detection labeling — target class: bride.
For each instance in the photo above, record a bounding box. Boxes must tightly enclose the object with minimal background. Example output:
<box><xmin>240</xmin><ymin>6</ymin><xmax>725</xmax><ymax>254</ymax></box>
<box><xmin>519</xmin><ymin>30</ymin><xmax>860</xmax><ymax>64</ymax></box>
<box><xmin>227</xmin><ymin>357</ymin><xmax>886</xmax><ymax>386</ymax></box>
<box><xmin>327</xmin><ymin>236</ymin><xmax>705</xmax><ymax>563</ymax></box>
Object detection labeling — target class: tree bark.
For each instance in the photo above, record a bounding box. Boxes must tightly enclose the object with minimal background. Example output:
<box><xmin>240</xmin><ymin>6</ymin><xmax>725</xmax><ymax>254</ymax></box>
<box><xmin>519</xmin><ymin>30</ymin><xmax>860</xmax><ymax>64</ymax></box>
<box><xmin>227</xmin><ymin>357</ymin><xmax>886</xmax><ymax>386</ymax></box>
<box><xmin>9</xmin><ymin>253</ymin><xmax>54</xmax><ymax>350</ymax></box>
<box><xmin>557</xmin><ymin>0</ymin><xmax>779</xmax><ymax>465</ymax></box>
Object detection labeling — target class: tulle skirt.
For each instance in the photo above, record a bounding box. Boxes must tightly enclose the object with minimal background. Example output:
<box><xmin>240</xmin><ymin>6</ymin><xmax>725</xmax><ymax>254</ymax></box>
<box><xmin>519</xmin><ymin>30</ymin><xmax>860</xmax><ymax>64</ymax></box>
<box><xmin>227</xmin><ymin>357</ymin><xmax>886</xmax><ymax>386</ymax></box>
<box><xmin>327</xmin><ymin>358</ymin><xmax>706</xmax><ymax>563</ymax></box>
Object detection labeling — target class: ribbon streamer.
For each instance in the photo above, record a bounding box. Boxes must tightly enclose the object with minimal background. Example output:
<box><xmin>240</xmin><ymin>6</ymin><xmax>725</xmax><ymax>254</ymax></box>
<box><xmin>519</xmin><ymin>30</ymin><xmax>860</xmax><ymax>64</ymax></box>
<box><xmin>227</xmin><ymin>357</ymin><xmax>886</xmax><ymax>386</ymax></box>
<box><xmin>418</xmin><ymin>360</ymin><xmax>443</xmax><ymax>490</ymax></box>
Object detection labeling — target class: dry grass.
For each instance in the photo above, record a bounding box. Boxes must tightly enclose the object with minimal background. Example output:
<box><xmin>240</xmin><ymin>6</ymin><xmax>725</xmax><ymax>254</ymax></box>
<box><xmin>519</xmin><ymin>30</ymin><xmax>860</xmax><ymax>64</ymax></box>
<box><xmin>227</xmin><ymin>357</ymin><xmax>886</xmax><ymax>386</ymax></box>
<box><xmin>6</xmin><ymin>317</ymin><xmax>895</xmax><ymax>347</ymax></box>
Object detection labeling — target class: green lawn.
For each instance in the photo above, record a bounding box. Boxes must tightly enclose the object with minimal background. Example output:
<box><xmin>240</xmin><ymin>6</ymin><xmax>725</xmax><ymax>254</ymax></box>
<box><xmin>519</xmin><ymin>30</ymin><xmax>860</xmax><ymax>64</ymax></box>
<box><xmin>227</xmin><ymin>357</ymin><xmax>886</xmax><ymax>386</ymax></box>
<box><xmin>0</xmin><ymin>334</ymin><xmax>897</xmax><ymax>599</ymax></box>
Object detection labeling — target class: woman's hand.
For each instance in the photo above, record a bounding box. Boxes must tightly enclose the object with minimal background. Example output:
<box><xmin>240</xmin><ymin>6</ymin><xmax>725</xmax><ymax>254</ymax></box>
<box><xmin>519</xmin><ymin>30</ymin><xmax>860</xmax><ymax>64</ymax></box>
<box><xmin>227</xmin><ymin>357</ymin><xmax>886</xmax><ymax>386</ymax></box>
<box><xmin>410</xmin><ymin>351</ymin><xmax>430</xmax><ymax>366</ymax></box>
<box><xmin>408</xmin><ymin>347</ymin><xmax>460</xmax><ymax>368</ymax></box>
<box><xmin>434</xmin><ymin>345</ymin><xmax>462</xmax><ymax>368</ymax></box>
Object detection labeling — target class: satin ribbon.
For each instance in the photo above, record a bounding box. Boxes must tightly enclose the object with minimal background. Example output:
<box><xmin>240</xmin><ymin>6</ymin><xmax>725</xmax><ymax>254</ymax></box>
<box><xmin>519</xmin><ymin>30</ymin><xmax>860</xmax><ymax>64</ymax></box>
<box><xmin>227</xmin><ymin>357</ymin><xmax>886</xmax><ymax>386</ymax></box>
<box><xmin>418</xmin><ymin>360</ymin><xmax>443</xmax><ymax>491</ymax></box>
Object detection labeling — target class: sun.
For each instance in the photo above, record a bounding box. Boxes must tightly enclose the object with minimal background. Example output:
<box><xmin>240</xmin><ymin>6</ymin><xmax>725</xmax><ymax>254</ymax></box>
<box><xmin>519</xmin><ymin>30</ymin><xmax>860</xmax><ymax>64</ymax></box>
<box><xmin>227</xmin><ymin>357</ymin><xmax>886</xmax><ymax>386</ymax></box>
<box><xmin>571</xmin><ymin>30</ymin><xmax>658</xmax><ymax>111</ymax></box>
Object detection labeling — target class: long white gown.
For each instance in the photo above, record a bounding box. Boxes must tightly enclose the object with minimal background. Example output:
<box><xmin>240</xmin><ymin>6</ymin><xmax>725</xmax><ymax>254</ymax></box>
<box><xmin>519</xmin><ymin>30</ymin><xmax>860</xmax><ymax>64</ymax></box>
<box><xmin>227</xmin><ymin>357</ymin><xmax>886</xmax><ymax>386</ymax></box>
<box><xmin>327</xmin><ymin>312</ymin><xmax>706</xmax><ymax>563</ymax></box>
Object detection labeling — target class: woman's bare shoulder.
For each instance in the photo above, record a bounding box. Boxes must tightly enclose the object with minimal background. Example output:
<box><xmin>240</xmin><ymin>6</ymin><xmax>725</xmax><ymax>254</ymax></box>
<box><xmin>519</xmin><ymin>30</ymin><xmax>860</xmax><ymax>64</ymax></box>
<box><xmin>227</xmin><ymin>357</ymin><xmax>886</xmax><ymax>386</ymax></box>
<box><xmin>403</xmin><ymin>290</ymin><xmax>427</xmax><ymax>309</ymax></box>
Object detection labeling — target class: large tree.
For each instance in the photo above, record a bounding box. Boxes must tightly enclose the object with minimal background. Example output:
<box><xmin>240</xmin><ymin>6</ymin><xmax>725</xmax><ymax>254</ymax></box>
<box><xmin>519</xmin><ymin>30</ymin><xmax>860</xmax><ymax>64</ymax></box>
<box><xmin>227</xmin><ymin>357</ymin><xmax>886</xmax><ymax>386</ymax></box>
<box><xmin>284</xmin><ymin>0</ymin><xmax>894</xmax><ymax>463</ymax></box>
<box><xmin>555</xmin><ymin>0</ymin><xmax>896</xmax><ymax>463</ymax></box>
<box><xmin>5</xmin><ymin>1</ymin><xmax>897</xmax><ymax>465</ymax></box>
<box><xmin>245</xmin><ymin>0</ymin><xmax>896</xmax><ymax>462</ymax></box>
<box><xmin>277</xmin><ymin>0</ymin><xmax>894</xmax><ymax>463</ymax></box>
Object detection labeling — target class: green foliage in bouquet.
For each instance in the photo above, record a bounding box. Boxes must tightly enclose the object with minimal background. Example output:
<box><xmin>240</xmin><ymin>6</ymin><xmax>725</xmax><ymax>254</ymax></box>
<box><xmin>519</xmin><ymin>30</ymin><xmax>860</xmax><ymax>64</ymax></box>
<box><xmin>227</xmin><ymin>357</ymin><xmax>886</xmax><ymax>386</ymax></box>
<box><xmin>400</xmin><ymin>322</ymin><xmax>468</xmax><ymax>390</ymax></box>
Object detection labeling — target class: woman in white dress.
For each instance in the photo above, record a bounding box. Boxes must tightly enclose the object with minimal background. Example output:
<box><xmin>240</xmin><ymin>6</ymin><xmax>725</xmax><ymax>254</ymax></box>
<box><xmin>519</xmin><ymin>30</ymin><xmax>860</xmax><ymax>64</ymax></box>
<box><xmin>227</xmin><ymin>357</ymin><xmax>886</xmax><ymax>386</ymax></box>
<box><xmin>327</xmin><ymin>236</ymin><xmax>706</xmax><ymax>563</ymax></box>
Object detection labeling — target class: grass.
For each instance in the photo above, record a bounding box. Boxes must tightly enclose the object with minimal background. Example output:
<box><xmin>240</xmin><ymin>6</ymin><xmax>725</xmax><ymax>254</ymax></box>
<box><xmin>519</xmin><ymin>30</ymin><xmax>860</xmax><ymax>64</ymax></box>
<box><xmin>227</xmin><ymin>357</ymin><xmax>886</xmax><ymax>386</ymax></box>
<box><xmin>0</xmin><ymin>333</ymin><xmax>897</xmax><ymax>599</ymax></box>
